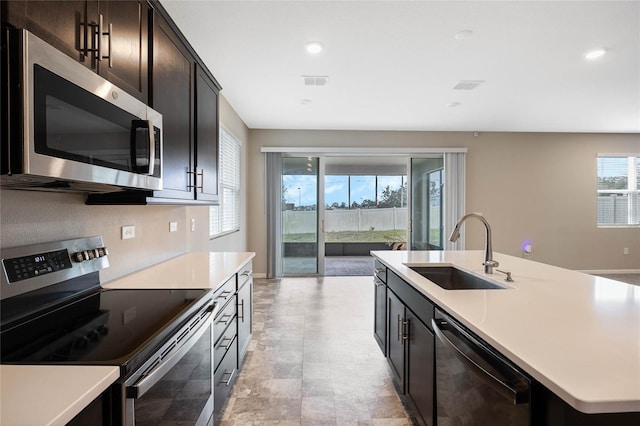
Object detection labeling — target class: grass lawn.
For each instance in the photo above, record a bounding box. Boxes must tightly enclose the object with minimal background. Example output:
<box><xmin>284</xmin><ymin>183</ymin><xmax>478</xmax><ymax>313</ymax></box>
<box><xmin>283</xmin><ymin>229</ymin><xmax>406</xmax><ymax>243</ymax></box>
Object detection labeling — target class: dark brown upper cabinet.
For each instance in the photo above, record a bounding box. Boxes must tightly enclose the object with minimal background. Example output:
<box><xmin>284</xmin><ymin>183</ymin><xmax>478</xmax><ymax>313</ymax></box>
<box><xmin>86</xmin><ymin>5</ymin><xmax>220</xmax><ymax>205</ymax></box>
<box><xmin>2</xmin><ymin>0</ymin><xmax>149</xmax><ymax>103</ymax></box>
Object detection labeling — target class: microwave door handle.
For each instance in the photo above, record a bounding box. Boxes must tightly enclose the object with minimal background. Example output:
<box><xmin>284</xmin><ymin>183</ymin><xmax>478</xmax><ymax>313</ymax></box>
<box><xmin>145</xmin><ymin>119</ymin><xmax>155</xmax><ymax>176</ymax></box>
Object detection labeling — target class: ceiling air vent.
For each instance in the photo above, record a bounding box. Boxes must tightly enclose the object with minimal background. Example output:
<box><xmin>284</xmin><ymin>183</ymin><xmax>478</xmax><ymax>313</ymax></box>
<box><xmin>303</xmin><ymin>75</ymin><xmax>329</xmax><ymax>86</ymax></box>
<box><xmin>453</xmin><ymin>80</ymin><xmax>485</xmax><ymax>90</ymax></box>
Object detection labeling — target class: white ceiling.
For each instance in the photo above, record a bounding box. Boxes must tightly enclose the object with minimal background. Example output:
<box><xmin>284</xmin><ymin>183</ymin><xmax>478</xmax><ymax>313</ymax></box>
<box><xmin>160</xmin><ymin>0</ymin><xmax>640</xmax><ymax>133</ymax></box>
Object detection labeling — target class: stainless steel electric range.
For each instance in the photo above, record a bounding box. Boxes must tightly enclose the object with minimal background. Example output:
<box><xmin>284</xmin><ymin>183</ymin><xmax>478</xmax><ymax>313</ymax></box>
<box><xmin>0</xmin><ymin>237</ymin><xmax>217</xmax><ymax>426</ymax></box>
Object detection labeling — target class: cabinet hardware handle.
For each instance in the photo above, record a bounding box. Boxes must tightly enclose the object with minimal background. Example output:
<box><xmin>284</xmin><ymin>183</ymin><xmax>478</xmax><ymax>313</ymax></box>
<box><xmin>402</xmin><ymin>319</ymin><xmax>409</xmax><ymax>341</ymax></box>
<box><xmin>220</xmin><ymin>369</ymin><xmax>236</xmax><ymax>386</ymax></box>
<box><xmin>374</xmin><ymin>277</ymin><xmax>384</xmax><ymax>287</ymax></box>
<box><xmin>186</xmin><ymin>169</ymin><xmax>197</xmax><ymax>191</ymax></box>
<box><xmin>397</xmin><ymin>314</ymin><xmax>402</xmax><ymax>341</ymax></box>
<box><xmin>197</xmin><ymin>169</ymin><xmax>204</xmax><ymax>192</ymax></box>
<box><xmin>216</xmin><ymin>290</ymin><xmax>232</xmax><ymax>300</ymax></box>
<box><xmin>241</xmin><ymin>270</ymin><xmax>251</xmax><ymax>277</ymax></box>
<box><xmin>221</xmin><ymin>336</ymin><xmax>233</xmax><ymax>350</ymax></box>
<box><xmin>375</xmin><ymin>268</ymin><xmax>385</xmax><ymax>274</ymax></box>
<box><xmin>238</xmin><ymin>299</ymin><xmax>245</xmax><ymax>321</ymax></box>
<box><xmin>218</xmin><ymin>313</ymin><xmax>233</xmax><ymax>325</ymax></box>
<box><xmin>106</xmin><ymin>22</ymin><xmax>113</xmax><ymax>67</ymax></box>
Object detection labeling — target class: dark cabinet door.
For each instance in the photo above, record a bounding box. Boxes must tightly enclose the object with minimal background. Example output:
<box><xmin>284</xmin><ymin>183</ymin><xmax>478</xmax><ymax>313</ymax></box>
<box><xmin>387</xmin><ymin>290</ymin><xmax>405</xmax><ymax>391</ymax></box>
<box><xmin>151</xmin><ymin>12</ymin><xmax>194</xmax><ymax>201</ymax></box>
<box><xmin>3</xmin><ymin>0</ymin><xmax>148</xmax><ymax>103</ymax></box>
<box><xmin>405</xmin><ymin>311</ymin><xmax>435</xmax><ymax>426</ymax></box>
<box><xmin>194</xmin><ymin>65</ymin><xmax>219</xmax><ymax>202</ymax></box>
<box><xmin>373</xmin><ymin>277</ymin><xmax>387</xmax><ymax>355</ymax></box>
<box><xmin>97</xmin><ymin>1</ymin><xmax>149</xmax><ymax>102</ymax></box>
<box><xmin>3</xmin><ymin>0</ymin><xmax>96</xmax><ymax>67</ymax></box>
<box><xmin>237</xmin><ymin>279</ymin><xmax>252</xmax><ymax>366</ymax></box>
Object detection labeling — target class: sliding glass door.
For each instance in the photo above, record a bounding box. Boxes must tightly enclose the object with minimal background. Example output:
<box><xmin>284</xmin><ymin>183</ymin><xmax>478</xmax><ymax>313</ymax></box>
<box><xmin>410</xmin><ymin>157</ymin><xmax>444</xmax><ymax>250</ymax></box>
<box><xmin>281</xmin><ymin>156</ymin><xmax>324</xmax><ymax>275</ymax></box>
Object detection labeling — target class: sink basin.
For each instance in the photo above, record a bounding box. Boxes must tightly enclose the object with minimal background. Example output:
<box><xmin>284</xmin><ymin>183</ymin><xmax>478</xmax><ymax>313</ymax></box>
<box><xmin>408</xmin><ymin>266</ymin><xmax>507</xmax><ymax>290</ymax></box>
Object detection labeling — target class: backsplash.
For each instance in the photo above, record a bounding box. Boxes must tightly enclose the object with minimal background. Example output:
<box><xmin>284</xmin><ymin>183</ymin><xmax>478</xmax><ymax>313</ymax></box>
<box><xmin>0</xmin><ymin>189</ymin><xmax>210</xmax><ymax>283</ymax></box>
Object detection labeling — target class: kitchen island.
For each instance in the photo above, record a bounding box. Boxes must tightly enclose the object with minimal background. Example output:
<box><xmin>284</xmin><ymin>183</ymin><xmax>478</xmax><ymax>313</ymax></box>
<box><xmin>372</xmin><ymin>250</ymin><xmax>640</xmax><ymax>423</ymax></box>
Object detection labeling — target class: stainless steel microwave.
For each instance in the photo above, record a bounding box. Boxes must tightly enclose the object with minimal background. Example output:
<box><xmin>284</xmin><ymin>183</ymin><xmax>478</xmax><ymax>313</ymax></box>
<box><xmin>1</xmin><ymin>29</ymin><xmax>162</xmax><ymax>193</ymax></box>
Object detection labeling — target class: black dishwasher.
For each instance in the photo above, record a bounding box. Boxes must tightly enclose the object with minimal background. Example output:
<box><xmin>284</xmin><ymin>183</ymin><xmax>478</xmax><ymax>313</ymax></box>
<box><xmin>432</xmin><ymin>308</ymin><xmax>531</xmax><ymax>426</ymax></box>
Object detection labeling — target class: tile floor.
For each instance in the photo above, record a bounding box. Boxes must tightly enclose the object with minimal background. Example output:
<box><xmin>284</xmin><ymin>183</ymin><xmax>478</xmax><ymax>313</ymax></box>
<box><xmin>219</xmin><ymin>276</ymin><xmax>413</xmax><ymax>425</ymax></box>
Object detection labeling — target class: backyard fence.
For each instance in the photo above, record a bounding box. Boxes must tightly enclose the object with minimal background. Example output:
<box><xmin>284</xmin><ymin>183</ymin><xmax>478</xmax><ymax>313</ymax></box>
<box><xmin>283</xmin><ymin>207</ymin><xmax>408</xmax><ymax>234</ymax></box>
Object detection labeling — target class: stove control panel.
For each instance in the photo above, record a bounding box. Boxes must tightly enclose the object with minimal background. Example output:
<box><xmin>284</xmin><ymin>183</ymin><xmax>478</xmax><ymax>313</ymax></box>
<box><xmin>3</xmin><ymin>249</ymin><xmax>73</xmax><ymax>283</ymax></box>
<box><xmin>1</xmin><ymin>236</ymin><xmax>110</xmax><ymax>301</ymax></box>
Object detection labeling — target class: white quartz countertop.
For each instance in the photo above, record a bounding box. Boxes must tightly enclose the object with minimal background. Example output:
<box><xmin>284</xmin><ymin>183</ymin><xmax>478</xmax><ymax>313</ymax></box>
<box><xmin>0</xmin><ymin>365</ymin><xmax>119</xmax><ymax>426</ymax></box>
<box><xmin>102</xmin><ymin>252</ymin><xmax>255</xmax><ymax>290</ymax></box>
<box><xmin>0</xmin><ymin>252</ymin><xmax>254</xmax><ymax>426</ymax></box>
<box><xmin>372</xmin><ymin>250</ymin><xmax>640</xmax><ymax>414</ymax></box>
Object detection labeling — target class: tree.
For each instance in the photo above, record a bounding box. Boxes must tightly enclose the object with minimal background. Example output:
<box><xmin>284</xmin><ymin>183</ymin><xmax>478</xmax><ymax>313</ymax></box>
<box><xmin>378</xmin><ymin>183</ymin><xmax>407</xmax><ymax>208</ymax></box>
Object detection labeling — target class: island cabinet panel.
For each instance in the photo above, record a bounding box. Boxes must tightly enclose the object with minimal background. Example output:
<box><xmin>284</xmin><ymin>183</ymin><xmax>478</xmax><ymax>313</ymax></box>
<box><xmin>373</xmin><ymin>260</ymin><xmax>387</xmax><ymax>354</ymax></box>
<box><xmin>2</xmin><ymin>0</ymin><xmax>149</xmax><ymax>103</ymax></box>
<box><xmin>385</xmin><ymin>270</ymin><xmax>437</xmax><ymax>426</ymax></box>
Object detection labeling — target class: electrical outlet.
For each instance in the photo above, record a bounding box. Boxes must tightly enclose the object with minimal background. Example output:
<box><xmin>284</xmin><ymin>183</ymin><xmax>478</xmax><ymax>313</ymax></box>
<box><xmin>623</xmin><ymin>247</ymin><xmax>629</xmax><ymax>255</ymax></box>
<box><xmin>169</xmin><ymin>221</ymin><xmax>178</xmax><ymax>232</ymax></box>
<box><xmin>191</xmin><ymin>219</ymin><xmax>196</xmax><ymax>232</ymax></box>
<box><xmin>121</xmin><ymin>225</ymin><xmax>135</xmax><ymax>240</ymax></box>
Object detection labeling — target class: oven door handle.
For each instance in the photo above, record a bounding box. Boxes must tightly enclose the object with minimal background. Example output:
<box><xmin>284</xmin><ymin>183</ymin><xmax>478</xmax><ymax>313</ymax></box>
<box><xmin>128</xmin><ymin>302</ymin><xmax>218</xmax><ymax>399</ymax></box>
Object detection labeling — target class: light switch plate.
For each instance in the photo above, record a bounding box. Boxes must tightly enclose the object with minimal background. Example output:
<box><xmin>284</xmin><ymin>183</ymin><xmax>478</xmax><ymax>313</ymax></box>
<box><xmin>169</xmin><ymin>221</ymin><xmax>178</xmax><ymax>232</ymax></box>
<box><xmin>121</xmin><ymin>225</ymin><xmax>135</xmax><ymax>240</ymax></box>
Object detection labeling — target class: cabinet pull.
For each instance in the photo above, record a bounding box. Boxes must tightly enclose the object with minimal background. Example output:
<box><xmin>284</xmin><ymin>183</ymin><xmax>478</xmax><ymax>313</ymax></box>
<box><xmin>241</xmin><ymin>270</ymin><xmax>251</xmax><ymax>277</ymax></box>
<box><xmin>402</xmin><ymin>319</ymin><xmax>409</xmax><ymax>341</ymax></box>
<box><xmin>238</xmin><ymin>299</ymin><xmax>245</xmax><ymax>322</ymax></box>
<box><xmin>374</xmin><ymin>277</ymin><xmax>384</xmax><ymax>287</ymax></box>
<box><xmin>216</xmin><ymin>290</ymin><xmax>232</xmax><ymax>300</ymax></box>
<box><xmin>95</xmin><ymin>15</ymin><xmax>112</xmax><ymax>67</ymax></box>
<box><xmin>197</xmin><ymin>169</ymin><xmax>204</xmax><ymax>192</ymax></box>
<box><xmin>221</xmin><ymin>336</ymin><xmax>233</xmax><ymax>350</ymax></box>
<box><xmin>397</xmin><ymin>314</ymin><xmax>402</xmax><ymax>341</ymax></box>
<box><xmin>220</xmin><ymin>369</ymin><xmax>236</xmax><ymax>386</ymax></box>
<box><xmin>218</xmin><ymin>313</ymin><xmax>233</xmax><ymax>326</ymax></box>
<box><xmin>187</xmin><ymin>169</ymin><xmax>196</xmax><ymax>191</ymax></box>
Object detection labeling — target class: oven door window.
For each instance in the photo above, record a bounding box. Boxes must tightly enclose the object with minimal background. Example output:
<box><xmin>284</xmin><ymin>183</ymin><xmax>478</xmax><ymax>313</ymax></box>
<box><xmin>130</xmin><ymin>323</ymin><xmax>213</xmax><ymax>426</ymax></box>
<box><xmin>33</xmin><ymin>65</ymin><xmax>156</xmax><ymax>176</ymax></box>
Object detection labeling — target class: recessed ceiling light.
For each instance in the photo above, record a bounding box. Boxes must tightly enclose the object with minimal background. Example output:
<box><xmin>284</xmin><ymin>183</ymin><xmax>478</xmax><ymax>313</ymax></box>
<box><xmin>305</xmin><ymin>41</ymin><xmax>324</xmax><ymax>54</ymax></box>
<box><xmin>301</xmin><ymin>99</ymin><xmax>313</xmax><ymax>106</ymax></box>
<box><xmin>454</xmin><ymin>30</ymin><xmax>473</xmax><ymax>40</ymax></box>
<box><xmin>447</xmin><ymin>102</ymin><xmax>461</xmax><ymax>108</ymax></box>
<box><xmin>584</xmin><ymin>48</ymin><xmax>606</xmax><ymax>60</ymax></box>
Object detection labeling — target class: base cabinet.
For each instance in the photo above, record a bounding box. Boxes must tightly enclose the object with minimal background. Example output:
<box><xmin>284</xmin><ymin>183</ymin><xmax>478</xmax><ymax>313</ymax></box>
<box><xmin>405</xmin><ymin>309</ymin><xmax>435</xmax><ymax>426</ymax></box>
<box><xmin>376</xmin><ymin>260</ymin><xmax>640</xmax><ymax>426</ymax></box>
<box><xmin>237</xmin><ymin>263</ymin><xmax>253</xmax><ymax>367</ymax></box>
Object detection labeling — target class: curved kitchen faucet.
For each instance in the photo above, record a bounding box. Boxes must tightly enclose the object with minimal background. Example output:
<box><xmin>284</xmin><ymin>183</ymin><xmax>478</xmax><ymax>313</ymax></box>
<box><xmin>449</xmin><ymin>213</ymin><xmax>499</xmax><ymax>274</ymax></box>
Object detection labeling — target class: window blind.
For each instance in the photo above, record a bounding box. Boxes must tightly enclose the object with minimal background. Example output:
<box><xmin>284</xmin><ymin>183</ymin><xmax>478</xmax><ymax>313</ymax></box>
<box><xmin>210</xmin><ymin>128</ymin><xmax>241</xmax><ymax>237</ymax></box>
<box><xmin>597</xmin><ymin>155</ymin><xmax>639</xmax><ymax>226</ymax></box>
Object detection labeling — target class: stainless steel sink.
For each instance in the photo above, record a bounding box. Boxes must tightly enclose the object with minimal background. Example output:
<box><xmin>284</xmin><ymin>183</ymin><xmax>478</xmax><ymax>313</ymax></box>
<box><xmin>408</xmin><ymin>266</ymin><xmax>507</xmax><ymax>290</ymax></box>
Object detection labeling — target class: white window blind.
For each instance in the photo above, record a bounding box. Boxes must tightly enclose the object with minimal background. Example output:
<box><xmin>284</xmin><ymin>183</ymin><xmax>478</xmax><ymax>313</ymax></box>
<box><xmin>210</xmin><ymin>128</ymin><xmax>241</xmax><ymax>237</ymax></box>
<box><xmin>597</xmin><ymin>155</ymin><xmax>639</xmax><ymax>226</ymax></box>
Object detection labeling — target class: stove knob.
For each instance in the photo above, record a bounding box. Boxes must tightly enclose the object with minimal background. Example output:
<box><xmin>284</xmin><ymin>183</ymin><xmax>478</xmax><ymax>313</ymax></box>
<box><xmin>72</xmin><ymin>251</ymin><xmax>86</xmax><ymax>262</ymax></box>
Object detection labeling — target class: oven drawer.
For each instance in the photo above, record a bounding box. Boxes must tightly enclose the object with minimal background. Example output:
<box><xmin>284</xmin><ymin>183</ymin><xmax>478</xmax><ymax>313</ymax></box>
<box><xmin>214</xmin><ymin>336</ymin><xmax>238</xmax><ymax>417</ymax></box>
<box><xmin>214</xmin><ymin>294</ymin><xmax>236</xmax><ymax>346</ymax></box>
<box><xmin>214</xmin><ymin>315</ymin><xmax>237</xmax><ymax>370</ymax></box>
<box><xmin>214</xmin><ymin>276</ymin><xmax>236</xmax><ymax>307</ymax></box>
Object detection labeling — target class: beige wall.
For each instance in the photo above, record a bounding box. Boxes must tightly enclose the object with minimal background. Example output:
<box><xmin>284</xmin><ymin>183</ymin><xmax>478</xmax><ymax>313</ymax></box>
<box><xmin>247</xmin><ymin>130</ymin><xmax>640</xmax><ymax>275</ymax></box>
<box><xmin>0</xmin><ymin>95</ymin><xmax>249</xmax><ymax>283</ymax></box>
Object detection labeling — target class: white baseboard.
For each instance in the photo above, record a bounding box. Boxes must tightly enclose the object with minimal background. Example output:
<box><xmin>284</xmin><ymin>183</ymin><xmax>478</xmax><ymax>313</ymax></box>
<box><xmin>578</xmin><ymin>269</ymin><xmax>640</xmax><ymax>275</ymax></box>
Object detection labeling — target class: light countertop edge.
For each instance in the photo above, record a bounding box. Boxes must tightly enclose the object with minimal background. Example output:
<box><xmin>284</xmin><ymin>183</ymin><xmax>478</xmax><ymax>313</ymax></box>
<box><xmin>102</xmin><ymin>251</ymin><xmax>256</xmax><ymax>290</ymax></box>
<box><xmin>371</xmin><ymin>250</ymin><xmax>640</xmax><ymax>414</ymax></box>
<box><xmin>0</xmin><ymin>365</ymin><xmax>119</xmax><ymax>426</ymax></box>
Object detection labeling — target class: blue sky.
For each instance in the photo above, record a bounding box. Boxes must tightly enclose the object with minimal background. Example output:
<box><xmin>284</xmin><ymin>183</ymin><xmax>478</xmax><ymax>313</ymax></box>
<box><xmin>284</xmin><ymin>175</ymin><xmax>405</xmax><ymax>207</ymax></box>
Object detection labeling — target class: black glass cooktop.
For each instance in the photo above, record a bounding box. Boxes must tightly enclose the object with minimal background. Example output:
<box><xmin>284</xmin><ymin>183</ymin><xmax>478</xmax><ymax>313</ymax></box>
<box><xmin>0</xmin><ymin>288</ymin><xmax>209</xmax><ymax>373</ymax></box>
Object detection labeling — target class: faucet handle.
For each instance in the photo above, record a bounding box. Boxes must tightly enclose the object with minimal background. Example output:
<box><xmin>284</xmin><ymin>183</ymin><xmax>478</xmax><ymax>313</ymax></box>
<box><xmin>483</xmin><ymin>260</ymin><xmax>499</xmax><ymax>268</ymax></box>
